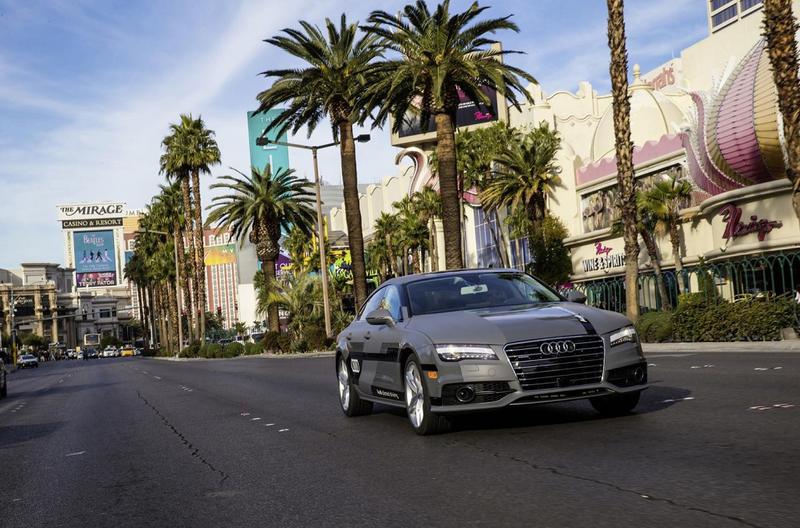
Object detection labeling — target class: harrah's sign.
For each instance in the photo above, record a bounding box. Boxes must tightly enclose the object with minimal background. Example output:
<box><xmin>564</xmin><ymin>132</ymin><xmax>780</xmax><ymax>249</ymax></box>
<box><xmin>719</xmin><ymin>203</ymin><xmax>782</xmax><ymax>242</ymax></box>
<box><xmin>58</xmin><ymin>203</ymin><xmax>126</xmax><ymax>222</ymax></box>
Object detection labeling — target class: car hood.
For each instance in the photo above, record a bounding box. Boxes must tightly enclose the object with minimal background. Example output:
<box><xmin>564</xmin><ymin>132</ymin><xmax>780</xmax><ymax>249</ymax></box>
<box><xmin>407</xmin><ymin>302</ymin><xmax>631</xmax><ymax>345</ymax></box>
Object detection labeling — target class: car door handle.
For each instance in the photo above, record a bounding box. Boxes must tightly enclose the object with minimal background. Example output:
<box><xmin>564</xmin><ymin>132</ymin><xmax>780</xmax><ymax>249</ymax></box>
<box><xmin>364</xmin><ymin>331</ymin><xmax>371</xmax><ymax>340</ymax></box>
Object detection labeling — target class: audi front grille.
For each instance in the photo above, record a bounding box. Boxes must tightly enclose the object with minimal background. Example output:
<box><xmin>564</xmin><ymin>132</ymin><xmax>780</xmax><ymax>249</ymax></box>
<box><xmin>504</xmin><ymin>335</ymin><xmax>605</xmax><ymax>391</ymax></box>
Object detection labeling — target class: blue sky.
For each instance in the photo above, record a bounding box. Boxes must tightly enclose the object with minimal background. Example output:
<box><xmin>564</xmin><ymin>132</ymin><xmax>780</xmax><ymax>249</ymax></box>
<box><xmin>0</xmin><ymin>0</ymin><xmax>708</xmax><ymax>268</ymax></box>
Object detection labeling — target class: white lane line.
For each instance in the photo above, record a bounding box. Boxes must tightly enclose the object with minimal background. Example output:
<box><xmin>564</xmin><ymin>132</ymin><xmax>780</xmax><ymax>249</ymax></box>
<box><xmin>648</xmin><ymin>363</ymin><xmax>657</xmax><ymax>367</ymax></box>
<box><xmin>153</xmin><ymin>376</ymin><xmax>162</xmax><ymax>380</ymax></box>
<box><xmin>661</xmin><ymin>397</ymin><xmax>695</xmax><ymax>403</ymax></box>
<box><xmin>754</xmin><ymin>367</ymin><xmax>768</xmax><ymax>371</ymax></box>
<box><xmin>773</xmin><ymin>366</ymin><xmax>783</xmax><ymax>370</ymax></box>
<box><xmin>278</xmin><ymin>429</ymin><xmax>289</xmax><ymax>433</ymax></box>
<box><xmin>240</xmin><ymin>412</ymin><xmax>250</xmax><ymax>417</ymax></box>
<box><xmin>265</xmin><ymin>423</ymin><xmax>275</xmax><ymax>427</ymax></box>
<box><xmin>251</xmin><ymin>417</ymin><xmax>261</xmax><ymax>421</ymax></box>
<box><xmin>65</xmin><ymin>451</ymin><xmax>86</xmax><ymax>457</ymax></box>
<box><xmin>142</xmin><ymin>371</ymin><xmax>149</xmax><ymax>375</ymax></box>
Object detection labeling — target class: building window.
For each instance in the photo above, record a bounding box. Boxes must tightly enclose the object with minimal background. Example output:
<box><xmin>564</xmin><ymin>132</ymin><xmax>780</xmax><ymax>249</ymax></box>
<box><xmin>739</xmin><ymin>0</ymin><xmax>761</xmax><ymax>12</ymax></box>
<box><xmin>712</xmin><ymin>4</ymin><xmax>738</xmax><ymax>27</ymax></box>
<box><xmin>710</xmin><ymin>0</ymin><xmax>734</xmax><ymax>10</ymax></box>
<box><xmin>474</xmin><ymin>207</ymin><xmax>502</xmax><ymax>268</ymax></box>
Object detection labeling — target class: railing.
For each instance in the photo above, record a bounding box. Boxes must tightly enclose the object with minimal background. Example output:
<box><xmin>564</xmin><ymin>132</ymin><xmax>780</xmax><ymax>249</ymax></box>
<box><xmin>570</xmin><ymin>251</ymin><xmax>800</xmax><ymax>317</ymax></box>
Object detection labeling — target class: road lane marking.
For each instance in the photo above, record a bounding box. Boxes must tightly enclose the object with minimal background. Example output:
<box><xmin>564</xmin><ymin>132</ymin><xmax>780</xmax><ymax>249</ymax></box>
<box><xmin>648</xmin><ymin>363</ymin><xmax>657</xmax><ymax>367</ymax></box>
<box><xmin>749</xmin><ymin>403</ymin><xmax>795</xmax><ymax>411</ymax></box>
<box><xmin>240</xmin><ymin>412</ymin><xmax>250</xmax><ymax>416</ymax></box>
<box><xmin>251</xmin><ymin>417</ymin><xmax>261</xmax><ymax>421</ymax></box>
<box><xmin>65</xmin><ymin>451</ymin><xmax>86</xmax><ymax>457</ymax></box>
<box><xmin>661</xmin><ymin>397</ymin><xmax>695</xmax><ymax>403</ymax></box>
<box><xmin>265</xmin><ymin>423</ymin><xmax>275</xmax><ymax>427</ymax></box>
<box><xmin>278</xmin><ymin>429</ymin><xmax>289</xmax><ymax>432</ymax></box>
<box><xmin>153</xmin><ymin>376</ymin><xmax>162</xmax><ymax>380</ymax></box>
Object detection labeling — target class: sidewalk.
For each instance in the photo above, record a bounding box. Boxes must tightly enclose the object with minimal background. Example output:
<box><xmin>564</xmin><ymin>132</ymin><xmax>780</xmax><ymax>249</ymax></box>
<box><xmin>643</xmin><ymin>341</ymin><xmax>800</xmax><ymax>353</ymax></box>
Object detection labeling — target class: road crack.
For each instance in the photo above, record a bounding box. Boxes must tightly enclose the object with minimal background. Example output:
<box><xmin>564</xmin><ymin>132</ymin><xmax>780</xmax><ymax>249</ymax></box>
<box><xmin>138</xmin><ymin>391</ymin><xmax>230</xmax><ymax>486</ymax></box>
<box><xmin>449</xmin><ymin>440</ymin><xmax>765</xmax><ymax>528</ymax></box>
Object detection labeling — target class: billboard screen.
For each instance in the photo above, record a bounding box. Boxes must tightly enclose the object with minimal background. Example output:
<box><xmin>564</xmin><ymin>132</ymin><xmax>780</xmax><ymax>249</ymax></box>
<box><xmin>205</xmin><ymin>244</ymin><xmax>236</xmax><ymax>266</ymax></box>
<box><xmin>247</xmin><ymin>110</ymin><xmax>290</xmax><ymax>174</ymax></box>
<box><xmin>397</xmin><ymin>86</ymin><xmax>499</xmax><ymax>138</ymax></box>
<box><xmin>74</xmin><ymin>230</ymin><xmax>117</xmax><ymax>287</ymax></box>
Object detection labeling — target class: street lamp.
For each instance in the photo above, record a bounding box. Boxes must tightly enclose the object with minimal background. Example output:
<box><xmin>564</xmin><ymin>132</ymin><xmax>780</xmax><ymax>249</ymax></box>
<box><xmin>136</xmin><ymin>229</ymin><xmax>184</xmax><ymax>353</ymax></box>
<box><xmin>256</xmin><ymin>132</ymin><xmax>370</xmax><ymax>337</ymax></box>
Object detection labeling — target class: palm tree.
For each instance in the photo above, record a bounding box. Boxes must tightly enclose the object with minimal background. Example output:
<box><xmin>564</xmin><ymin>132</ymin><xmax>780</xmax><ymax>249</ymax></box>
<box><xmin>256</xmin><ymin>273</ymin><xmax>323</xmax><ymax>338</ymax></box>
<box><xmin>763</xmin><ymin>0</ymin><xmax>800</xmax><ymax>223</ymax></box>
<box><xmin>365</xmin><ymin>0</ymin><xmax>536</xmax><ymax>269</ymax></box>
<box><xmin>365</xmin><ymin>237</ymin><xmax>391</xmax><ymax>283</ymax></box>
<box><xmin>481</xmin><ymin>123</ymin><xmax>562</xmax><ymax>240</ymax></box>
<box><xmin>160</xmin><ymin>114</ymin><xmax>221</xmax><ymax>340</ymax></box>
<box><xmin>606</xmin><ymin>0</ymin><xmax>639</xmax><ymax>322</ymax></box>
<box><xmin>374</xmin><ymin>212</ymin><xmax>400</xmax><ymax>276</ymax></box>
<box><xmin>152</xmin><ymin>182</ymin><xmax>193</xmax><ymax>342</ymax></box>
<box><xmin>639</xmin><ymin>175</ymin><xmax>693</xmax><ymax>296</ymax></box>
<box><xmin>284</xmin><ymin>226</ymin><xmax>315</xmax><ymax>274</ymax></box>
<box><xmin>256</xmin><ymin>15</ymin><xmax>380</xmax><ymax>310</ymax></box>
<box><xmin>412</xmin><ymin>187</ymin><xmax>442</xmax><ymax>271</ymax></box>
<box><xmin>206</xmin><ymin>165</ymin><xmax>316</xmax><ymax>332</ymax></box>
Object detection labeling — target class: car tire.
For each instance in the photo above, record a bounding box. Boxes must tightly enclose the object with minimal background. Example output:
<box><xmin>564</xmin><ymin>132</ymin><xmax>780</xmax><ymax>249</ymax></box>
<box><xmin>337</xmin><ymin>356</ymin><xmax>373</xmax><ymax>417</ymax></box>
<box><xmin>590</xmin><ymin>390</ymin><xmax>641</xmax><ymax>416</ymax></box>
<box><xmin>403</xmin><ymin>355</ymin><xmax>450</xmax><ymax>436</ymax></box>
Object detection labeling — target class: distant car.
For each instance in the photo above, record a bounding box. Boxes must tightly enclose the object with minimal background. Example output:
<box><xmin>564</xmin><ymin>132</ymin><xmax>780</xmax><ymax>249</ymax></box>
<box><xmin>1</xmin><ymin>355</ymin><xmax>8</xmax><ymax>398</ymax></box>
<box><xmin>103</xmin><ymin>347</ymin><xmax>116</xmax><ymax>358</ymax></box>
<box><xmin>120</xmin><ymin>346</ymin><xmax>135</xmax><ymax>357</ymax></box>
<box><xmin>67</xmin><ymin>349</ymin><xmax>77</xmax><ymax>359</ymax></box>
<box><xmin>77</xmin><ymin>350</ymin><xmax>85</xmax><ymax>360</ymax></box>
<box><xmin>19</xmin><ymin>354</ymin><xmax>39</xmax><ymax>369</ymax></box>
<box><xmin>250</xmin><ymin>332</ymin><xmax>264</xmax><ymax>343</ymax></box>
<box><xmin>218</xmin><ymin>338</ymin><xmax>232</xmax><ymax>345</ymax></box>
<box><xmin>134</xmin><ymin>348</ymin><xmax>142</xmax><ymax>356</ymax></box>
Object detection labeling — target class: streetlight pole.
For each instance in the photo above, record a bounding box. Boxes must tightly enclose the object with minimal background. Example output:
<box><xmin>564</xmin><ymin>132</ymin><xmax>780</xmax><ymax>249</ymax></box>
<box><xmin>255</xmin><ymin>133</ymin><xmax>370</xmax><ymax>338</ymax></box>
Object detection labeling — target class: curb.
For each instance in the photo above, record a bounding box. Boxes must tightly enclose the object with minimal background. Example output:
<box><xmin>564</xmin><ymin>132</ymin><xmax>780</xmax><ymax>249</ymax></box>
<box><xmin>643</xmin><ymin>342</ymin><xmax>800</xmax><ymax>353</ymax></box>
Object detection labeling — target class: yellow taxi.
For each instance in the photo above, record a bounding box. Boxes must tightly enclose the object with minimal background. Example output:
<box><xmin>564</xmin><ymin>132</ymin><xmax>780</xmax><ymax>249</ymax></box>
<box><xmin>120</xmin><ymin>346</ymin><xmax>135</xmax><ymax>357</ymax></box>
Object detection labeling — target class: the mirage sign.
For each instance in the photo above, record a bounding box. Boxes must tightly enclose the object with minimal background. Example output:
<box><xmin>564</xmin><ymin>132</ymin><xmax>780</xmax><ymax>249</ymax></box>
<box><xmin>58</xmin><ymin>203</ymin><xmax>126</xmax><ymax>222</ymax></box>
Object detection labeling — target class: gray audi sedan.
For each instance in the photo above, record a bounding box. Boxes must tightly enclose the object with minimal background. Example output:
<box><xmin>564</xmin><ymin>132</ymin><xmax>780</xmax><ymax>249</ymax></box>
<box><xmin>336</xmin><ymin>269</ymin><xmax>647</xmax><ymax>435</ymax></box>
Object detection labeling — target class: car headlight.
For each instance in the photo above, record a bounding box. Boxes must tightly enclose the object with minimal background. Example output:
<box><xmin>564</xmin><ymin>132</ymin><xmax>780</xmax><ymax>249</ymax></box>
<box><xmin>609</xmin><ymin>326</ymin><xmax>637</xmax><ymax>347</ymax></box>
<box><xmin>435</xmin><ymin>345</ymin><xmax>498</xmax><ymax>362</ymax></box>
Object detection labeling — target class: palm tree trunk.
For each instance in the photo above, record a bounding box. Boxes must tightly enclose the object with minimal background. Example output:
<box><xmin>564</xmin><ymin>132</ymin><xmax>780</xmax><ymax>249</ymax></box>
<box><xmin>763</xmin><ymin>0</ymin><xmax>800</xmax><ymax>224</ymax></box>
<box><xmin>607</xmin><ymin>0</ymin><xmax>640</xmax><ymax>322</ymax></box>
<box><xmin>179</xmin><ymin>177</ymin><xmax>198</xmax><ymax>336</ymax></box>
<box><xmin>640</xmin><ymin>228</ymin><xmax>672</xmax><ymax>310</ymax></box>
<box><xmin>428</xmin><ymin>217</ymin><xmax>439</xmax><ymax>272</ymax></box>
<box><xmin>386</xmin><ymin>236</ymin><xmax>396</xmax><ymax>277</ymax></box>
<box><xmin>515</xmin><ymin>237</ymin><xmax>523</xmax><ymax>270</ymax></box>
<box><xmin>488</xmin><ymin>209</ymin><xmax>509</xmax><ymax>267</ymax></box>
<box><xmin>263</xmin><ymin>258</ymin><xmax>279</xmax><ymax>333</ymax></box>
<box><xmin>191</xmin><ymin>170</ymin><xmax>207</xmax><ymax>341</ymax></box>
<box><xmin>175</xmin><ymin>222</ymin><xmax>193</xmax><ymax>343</ymax></box>
<box><xmin>670</xmin><ymin>223</ymin><xmax>686</xmax><ymax>294</ymax></box>
<box><xmin>168</xmin><ymin>281</ymin><xmax>179</xmax><ymax>354</ymax></box>
<box><xmin>338</xmin><ymin>122</ymin><xmax>368</xmax><ymax>308</ymax></box>
<box><xmin>411</xmin><ymin>247</ymin><xmax>421</xmax><ymax>274</ymax></box>
<box><xmin>434</xmin><ymin>112</ymin><xmax>463</xmax><ymax>269</ymax></box>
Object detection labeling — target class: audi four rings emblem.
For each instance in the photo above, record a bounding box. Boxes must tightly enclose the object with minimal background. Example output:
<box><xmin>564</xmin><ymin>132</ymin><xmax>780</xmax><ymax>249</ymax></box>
<box><xmin>539</xmin><ymin>340</ymin><xmax>576</xmax><ymax>355</ymax></box>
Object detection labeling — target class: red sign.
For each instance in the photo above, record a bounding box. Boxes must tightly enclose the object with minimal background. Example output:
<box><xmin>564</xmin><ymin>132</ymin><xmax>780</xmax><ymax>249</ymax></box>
<box><xmin>595</xmin><ymin>242</ymin><xmax>612</xmax><ymax>256</ymax></box>
<box><xmin>720</xmin><ymin>203</ymin><xmax>782</xmax><ymax>242</ymax></box>
<box><xmin>647</xmin><ymin>66</ymin><xmax>675</xmax><ymax>90</ymax></box>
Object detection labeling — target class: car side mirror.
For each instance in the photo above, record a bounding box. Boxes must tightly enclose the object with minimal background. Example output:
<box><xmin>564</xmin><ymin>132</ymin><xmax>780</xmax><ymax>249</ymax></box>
<box><xmin>366</xmin><ymin>308</ymin><xmax>395</xmax><ymax>327</ymax></box>
<box><xmin>566</xmin><ymin>291</ymin><xmax>587</xmax><ymax>304</ymax></box>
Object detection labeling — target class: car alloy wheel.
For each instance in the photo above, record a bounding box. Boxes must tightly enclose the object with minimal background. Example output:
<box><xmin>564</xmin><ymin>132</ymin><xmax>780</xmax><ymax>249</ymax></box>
<box><xmin>337</xmin><ymin>358</ymin><xmax>350</xmax><ymax>411</ymax></box>
<box><xmin>404</xmin><ymin>361</ymin><xmax>425</xmax><ymax>428</ymax></box>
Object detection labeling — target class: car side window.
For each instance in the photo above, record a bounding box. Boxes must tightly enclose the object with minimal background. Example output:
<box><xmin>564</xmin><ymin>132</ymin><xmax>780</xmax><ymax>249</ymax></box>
<box><xmin>379</xmin><ymin>286</ymin><xmax>402</xmax><ymax>321</ymax></box>
<box><xmin>359</xmin><ymin>289</ymin><xmax>386</xmax><ymax>321</ymax></box>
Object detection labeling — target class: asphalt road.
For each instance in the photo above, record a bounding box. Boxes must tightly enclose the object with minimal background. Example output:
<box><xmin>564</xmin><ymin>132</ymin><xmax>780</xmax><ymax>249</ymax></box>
<box><xmin>1</xmin><ymin>351</ymin><xmax>798</xmax><ymax>528</ymax></box>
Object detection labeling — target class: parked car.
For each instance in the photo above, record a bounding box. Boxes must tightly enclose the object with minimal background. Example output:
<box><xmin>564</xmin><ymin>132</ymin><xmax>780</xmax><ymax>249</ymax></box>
<box><xmin>77</xmin><ymin>350</ymin><xmax>85</xmax><ymax>360</ymax></box>
<box><xmin>18</xmin><ymin>354</ymin><xmax>40</xmax><ymax>369</ymax></box>
<box><xmin>336</xmin><ymin>269</ymin><xmax>648</xmax><ymax>435</ymax></box>
<box><xmin>120</xmin><ymin>346</ymin><xmax>135</xmax><ymax>357</ymax></box>
<box><xmin>85</xmin><ymin>348</ymin><xmax>98</xmax><ymax>359</ymax></box>
<box><xmin>1</xmin><ymin>353</ymin><xmax>8</xmax><ymax>398</ymax></box>
<box><xmin>134</xmin><ymin>348</ymin><xmax>142</xmax><ymax>356</ymax></box>
<box><xmin>66</xmin><ymin>349</ymin><xmax>77</xmax><ymax>359</ymax></box>
<box><xmin>102</xmin><ymin>347</ymin><xmax>116</xmax><ymax>358</ymax></box>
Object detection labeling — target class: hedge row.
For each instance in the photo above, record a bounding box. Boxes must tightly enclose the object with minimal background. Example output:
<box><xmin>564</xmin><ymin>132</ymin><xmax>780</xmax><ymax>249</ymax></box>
<box><xmin>635</xmin><ymin>294</ymin><xmax>797</xmax><ymax>342</ymax></box>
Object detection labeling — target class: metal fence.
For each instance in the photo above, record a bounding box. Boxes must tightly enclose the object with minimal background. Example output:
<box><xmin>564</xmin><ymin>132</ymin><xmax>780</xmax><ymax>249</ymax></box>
<box><xmin>574</xmin><ymin>251</ymin><xmax>800</xmax><ymax>319</ymax></box>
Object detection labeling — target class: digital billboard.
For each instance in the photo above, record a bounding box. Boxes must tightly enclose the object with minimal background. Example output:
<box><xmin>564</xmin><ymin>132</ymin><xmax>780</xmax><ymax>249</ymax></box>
<box><xmin>397</xmin><ymin>86</ymin><xmax>500</xmax><ymax>138</ymax></box>
<box><xmin>247</xmin><ymin>110</ymin><xmax>290</xmax><ymax>174</ymax></box>
<box><xmin>73</xmin><ymin>230</ymin><xmax>117</xmax><ymax>287</ymax></box>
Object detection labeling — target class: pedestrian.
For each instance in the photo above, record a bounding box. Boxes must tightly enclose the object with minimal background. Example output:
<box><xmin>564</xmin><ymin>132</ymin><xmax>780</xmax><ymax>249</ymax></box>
<box><xmin>795</xmin><ymin>285</ymin><xmax>800</xmax><ymax>304</ymax></box>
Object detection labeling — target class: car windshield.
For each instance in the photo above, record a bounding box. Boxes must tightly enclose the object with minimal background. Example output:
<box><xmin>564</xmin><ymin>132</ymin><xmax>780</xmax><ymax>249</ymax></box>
<box><xmin>406</xmin><ymin>272</ymin><xmax>562</xmax><ymax>315</ymax></box>
<box><xmin>22</xmin><ymin>354</ymin><xmax>35</xmax><ymax>360</ymax></box>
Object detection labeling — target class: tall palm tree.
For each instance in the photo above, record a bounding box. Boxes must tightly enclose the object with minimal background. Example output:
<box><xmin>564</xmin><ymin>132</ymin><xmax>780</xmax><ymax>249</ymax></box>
<box><xmin>481</xmin><ymin>123</ymin><xmax>562</xmax><ymax>238</ymax></box>
<box><xmin>365</xmin><ymin>0</ymin><xmax>536</xmax><ymax>269</ymax></box>
<box><xmin>206</xmin><ymin>165</ymin><xmax>315</xmax><ymax>332</ymax></box>
<box><xmin>365</xmin><ymin>237</ymin><xmax>391</xmax><ymax>283</ymax></box>
<box><xmin>256</xmin><ymin>15</ymin><xmax>380</xmax><ymax>310</ymax></box>
<box><xmin>412</xmin><ymin>187</ymin><xmax>442</xmax><ymax>271</ymax></box>
<box><xmin>763</xmin><ymin>0</ymin><xmax>800</xmax><ymax>223</ymax></box>
<box><xmin>374</xmin><ymin>212</ymin><xmax>400</xmax><ymax>277</ymax></box>
<box><xmin>160</xmin><ymin>114</ymin><xmax>221</xmax><ymax>341</ymax></box>
<box><xmin>606</xmin><ymin>0</ymin><xmax>639</xmax><ymax>322</ymax></box>
<box><xmin>640</xmin><ymin>175</ymin><xmax>693</xmax><ymax>296</ymax></box>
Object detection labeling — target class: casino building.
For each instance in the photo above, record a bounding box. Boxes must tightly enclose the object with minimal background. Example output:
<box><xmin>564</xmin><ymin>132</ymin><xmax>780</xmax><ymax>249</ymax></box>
<box><xmin>329</xmin><ymin>0</ymin><xmax>800</xmax><ymax>313</ymax></box>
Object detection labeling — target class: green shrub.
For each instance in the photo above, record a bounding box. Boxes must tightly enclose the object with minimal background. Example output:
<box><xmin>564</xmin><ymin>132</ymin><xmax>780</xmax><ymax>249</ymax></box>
<box><xmin>636</xmin><ymin>311</ymin><xmax>673</xmax><ymax>343</ymax></box>
<box><xmin>244</xmin><ymin>341</ymin><xmax>263</xmax><ymax>356</ymax></box>
<box><xmin>290</xmin><ymin>337</ymin><xmax>310</xmax><ymax>354</ymax></box>
<box><xmin>305</xmin><ymin>326</ymin><xmax>331</xmax><ymax>351</ymax></box>
<box><xmin>277</xmin><ymin>333</ymin><xmax>291</xmax><ymax>354</ymax></box>
<box><xmin>672</xmin><ymin>294</ymin><xmax>794</xmax><ymax>342</ymax></box>
<box><xmin>262</xmin><ymin>331</ymin><xmax>281</xmax><ymax>353</ymax></box>
<box><xmin>203</xmin><ymin>343</ymin><xmax>223</xmax><ymax>358</ymax></box>
<box><xmin>224</xmin><ymin>342</ymin><xmax>244</xmax><ymax>358</ymax></box>
<box><xmin>179</xmin><ymin>341</ymin><xmax>201</xmax><ymax>358</ymax></box>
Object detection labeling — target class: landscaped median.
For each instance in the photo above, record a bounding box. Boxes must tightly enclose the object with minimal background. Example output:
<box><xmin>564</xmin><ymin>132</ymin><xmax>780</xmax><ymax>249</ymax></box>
<box><xmin>636</xmin><ymin>293</ymin><xmax>798</xmax><ymax>343</ymax></box>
